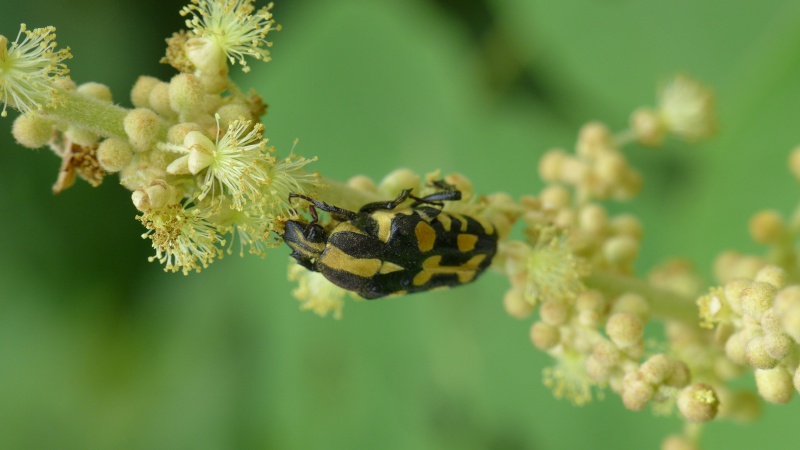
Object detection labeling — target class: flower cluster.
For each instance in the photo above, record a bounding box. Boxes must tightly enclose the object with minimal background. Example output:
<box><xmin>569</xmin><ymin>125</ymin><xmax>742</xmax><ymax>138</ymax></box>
<box><xmin>6</xmin><ymin>0</ymin><xmax>320</xmax><ymax>275</ymax></box>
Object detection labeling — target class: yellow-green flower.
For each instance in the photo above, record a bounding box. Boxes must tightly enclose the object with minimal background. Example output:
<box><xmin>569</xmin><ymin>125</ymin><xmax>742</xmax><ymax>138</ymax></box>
<box><xmin>0</xmin><ymin>25</ymin><xmax>72</xmax><ymax>117</ymax></box>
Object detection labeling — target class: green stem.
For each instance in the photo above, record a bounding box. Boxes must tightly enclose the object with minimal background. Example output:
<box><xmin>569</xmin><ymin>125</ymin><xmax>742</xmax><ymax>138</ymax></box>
<box><xmin>43</xmin><ymin>88</ymin><xmax>168</xmax><ymax>141</ymax></box>
<box><xmin>585</xmin><ymin>271</ymin><xmax>699</xmax><ymax>324</ymax></box>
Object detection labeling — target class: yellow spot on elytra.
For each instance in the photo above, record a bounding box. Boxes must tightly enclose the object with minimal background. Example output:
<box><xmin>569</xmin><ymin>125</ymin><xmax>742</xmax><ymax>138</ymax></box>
<box><xmin>457</xmin><ymin>234</ymin><xmax>478</xmax><ymax>252</ymax></box>
<box><xmin>373</xmin><ymin>211</ymin><xmax>393</xmax><ymax>243</ymax></box>
<box><xmin>412</xmin><ymin>254</ymin><xmax>487</xmax><ymax>286</ymax></box>
<box><xmin>379</xmin><ymin>261</ymin><xmax>405</xmax><ymax>274</ymax></box>
<box><xmin>321</xmin><ymin>245</ymin><xmax>381</xmax><ymax>278</ymax></box>
<box><xmin>437</xmin><ymin>213</ymin><xmax>452</xmax><ymax>232</ymax></box>
<box><xmin>415</xmin><ymin>221</ymin><xmax>436</xmax><ymax>252</ymax></box>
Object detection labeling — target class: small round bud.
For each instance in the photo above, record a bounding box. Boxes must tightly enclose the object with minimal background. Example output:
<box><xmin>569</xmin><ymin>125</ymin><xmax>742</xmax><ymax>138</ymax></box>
<box><xmin>740</xmin><ymin>281</ymin><xmax>777</xmax><ymax>319</ymax></box>
<box><xmin>538</xmin><ymin>149</ymin><xmax>568</xmax><ymax>182</ymax></box>
<box><xmin>760</xmin><ymin>310</ymin><xmax>781</xmax><ymax>333</ymax></box>
<box><xmin>131</xmin><ymin>76</ymin><xmax>161</xmax><ymax>108</ymax></box>
<box><xmin>97</xmin><ymin>138</ymin><xmax>133</xmax><ymax>172</ymax></box>
<box><xmin>530</xmin><ymin>322</ymin><xmax>560</xmax><ymax>350</ymax></box>
<box><xmin>774</xmin><ymin>285</ymin><xmax>800</xmax><ymax>314</ymax></box>
<box><xmin>677</xmin><ymin>383</ymin><xmax>719</xmax><ymax>423</ymax></box>
<box><xmin>503</xmin><ymin>289</ymin><xmax>533</xmax><ymax>319</ymax></box>
<box><xmin>578</xmin><ymin>203</ymin><xmax>608</xmax><ymax>235</ymax></box>
<box><xmin>559</xmin><ymin>156</ymin><xmax>589</xmax><ymax>185</ymax></box>
<box><xmin>745</xmin><ymin>336</ymin><xmax>779</xmax><ymax>369</ymax></box>
<box><xmin>148</xmin><ymin>81</ymin><xmax>174</xmax><ymax>118</ymax></box>
<box><xmin>169</xmin><ymin>73</ymin><xmax>204</xmax><ymax>115</ymax></box>
<box><xmin>781</xmin><ymin>303</ymin><xmax>800</xmax><ymax>342</ymax></box>
<box><xmin>124</xmin><ymin>108</ymin><xmax>160</xmax><ymax>152</ymax></box>
<box><xmin>611</xmin><ymin>293</ymin><xmax>649</xmax><ymax>321</ymax></box>
<box><xmin>749</xmin><ymin>210</ymin><xmax>785</xmax><ymax>244</ymax></box>
<box><xmin>606</xmin><ymin>312</ymin><xmax>644</xmax><ymax>348</ymax></box>
<box><xmin>603</xmin><ymin>235</ymin><xmax>639</xmax><ymax>265</ymax></box>
<box><xmin>540</xmin><ymin>301</ymin><xmax>569</xmax><ymax>326</ymax></box>
<box><xmin>664</xmin><ymin>360</ymin><xmax>691</xmax><ymax>388</ymax></box>
<box><xmin>12</xmin><ymin>113</ymin><xmax>54</xmax><ymax>148</ymax></box>
<box><xmin>585</xmin><ymin>355</ymin><xmax>609</xmax><ymax>382</ymax></box>
<box><xmin>64</xmin><ymin>127</ymin><xmax>98</xmax><ymax>146</ymax></box>
<box><xmin>723</xmin><ymin>278</ymin><xmax>748</xmax><ymax>314</ymax></box>
<box><xmin>622</xmin><ymin>371</ymin><xmax>654</xmax><ymax>411</ymax></box>
<box><xmin>755</xmin><ymin>265</ymin><xmax>786</xmax><ymax>289</ymax></box>
<box><xmin>661</xmin><ymin>435</ymin><xmax>697</xmax><ymax>450</ymax></box>
<box><xmin>762</xmin><ymin>332</ymin><xmax>794</xmax><ymax>361</ymax></box>
<box><xmin>347</xmin><ymin>175</ymin><xmax>378</xmax><ymax>194</ymax></box>
<box><xmin>610</xmin><ymin>214</ymin><xmax>642</xmax><ymax>240</ymax></box>
<box><xmin>755</xmin><ymin>367</ymin><xmax>794</xmax><ymax>404</ymax></box>
<box><xmin>640</xmin><ymin>354</ymin><xmax>672</xmax><ymax>385</ymax></box>
<box><xmin>53</xmin><ymin>78</ymin><xmax>77</xmax><ymax>91</ymax></box>
<box><xmin>577</xmin><ymin>122</ymin><xmax>614</xmax><ymax>157</ymax></box>
<box><xmin>146</xmin><ymin>182</ymin><xmax>171</xmax><ymax>209</ymax></box>
<box><xmin>725</xmin><ymin>333</ymin><xmax>747</xmax><ymax>365</ymax></box>
<box><xmin>592</xmin><ymin>340</ymin><xmax>620</xmax><ymax>368</ymax></box>
<box><xmin>167</xmin><ymin>122</ymin><xmax>205</xmax><ymax>145</ymax></box>
<box><xmin>379</xmin><ymin>169</ymin><xmax>420</xmax><ymax>197</ymax></box>
<box><xmin>77</xmin><ymin>82</ymin><xmax>112</xmax><ymax>102</ymax></box>
<box><xmin>631</xmin><ymin>107</ymin><xmax>666</xmax><ymax>147</ymax></box>
<box><xmin>216</xmin><ymin>103</ymin><xmax>252</xmax><ymax>129</ymax></box>
<box><xmin>132</xmin><ymin>190</ymin><xmax>150</xmax><ymax>212</ymax></box>
<box><xmin>539</xmin><ymin>185</ymin><xmax>571</xmax><ymax>210</ymax></box>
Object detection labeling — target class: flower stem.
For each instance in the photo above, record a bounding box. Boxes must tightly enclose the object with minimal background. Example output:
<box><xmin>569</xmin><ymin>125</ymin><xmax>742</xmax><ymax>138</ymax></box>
<box><xmin>585</xmin><ymin>271</ymin><xmax>699</xmax><ymax>324</ymax></box>
<box><xmin>43</xmin><ymin>88</ymin><xmax>167</xmax><ymax>141</ymax></box>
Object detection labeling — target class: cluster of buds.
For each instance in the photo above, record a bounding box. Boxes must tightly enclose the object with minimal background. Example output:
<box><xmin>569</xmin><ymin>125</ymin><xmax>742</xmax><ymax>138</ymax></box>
<box><xmin>4</xmin><ymin>0</ymin><xmax>321</xmax><ymax>275</ymax></box>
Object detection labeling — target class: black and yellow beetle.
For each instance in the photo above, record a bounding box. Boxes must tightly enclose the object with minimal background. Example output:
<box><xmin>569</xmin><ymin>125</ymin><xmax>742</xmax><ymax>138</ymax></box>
<box><xmin>282</xmin><ymin>182</ymin><xmax>498</xmax><ymax>299</ymax></box>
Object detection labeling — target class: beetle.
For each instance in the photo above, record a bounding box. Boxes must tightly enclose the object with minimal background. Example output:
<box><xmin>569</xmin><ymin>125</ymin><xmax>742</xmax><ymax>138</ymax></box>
<box><xmin>282</xmin><ymin>181</ymin><xmax>498</xmax><ymax>299</ymax></box>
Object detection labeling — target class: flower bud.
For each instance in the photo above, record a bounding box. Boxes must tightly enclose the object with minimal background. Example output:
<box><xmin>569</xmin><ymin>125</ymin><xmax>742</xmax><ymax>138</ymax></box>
<box><xmin>169</xmin><ymin>73</ymin><xmax>203</xmax><ymax>115</ymax></box>
<box><xmin>640</xmin><ymin>354</ymin><xmax>672</xmax><ymax>385</ymax></box>
<box><xmin>755</xmin><ymin>367</ymin><xmax>794</xmax><ymax>404</ymax></box>
<box><xmin>12</xmin><ymin>113</ymin><xmax>54</xmax><ymax>148</ymax></box>
<box><xmin>677</xmin><ymin>383</ymin><xmax>719</xmax><ymax>423</ymax></box>
<box><xmin>622</xmin><ymin>371</ymin><xmax>654</xmax><ymax>411</ymax></box>
<box><xmin>347</xmin><ymin>175</ymin><xmax>378</xmax><ymax>193</ymax></box>
<box><xmin>540</xmin><ymin>300</ymin><xmax>569</xmax><ymax>326</ymax></box>
<box><xmin>763</xmin><ymin>332</ymin><xmax>794</xmax><ymax>361</ymax></box>
<box><xmin>724</xmin><ymin>332</ymin><xmax>747</xmax><ymax>365</ymax></box>
<box><xmin>754</xmin><ymin>265</ymin><xmax>785</xmax><ymax>289</ymax></box>
<box><xmin>664</xmin><ymin>360</ymin><xmax>691</xmax><ymax>388</ymax></box>
<box><xmin>606</xmin><ymin>312</ymin><xmax>644</xmax><ymax>348</ymax></box>
<box><xmin>124</xmin><ymin>108</ymin><xmax>160</xmax><ymax>152</ymax></box>
<box><xmin>745</xmin><ymin>336</ymin><xmax>779</xmax><ymax>369</ymax></box>
<box><xmin>379</xmin><ymin>168</ymin><xmax>420</xmax><ymax>197</ymax></box>
<box><xmin>612</xmin><ymin>293</ymin><xmax>649</xmax><ymax>321</ymax></box>
<box><xmin>148</xmin><ymin>81</ymin><xmax>174</xmax><ymax>118</ymax></box>
<box><xmin>503</xmin><ymin>289</ymin><xmax>533</xmax><ymax>319</ymax></box>
<box><xmin>131</xmin><ymin>75</ymin><xmax>161</xmax><ymax>108</ymax></box>
<box><xmin>77</xmin><ymin>82</ymin><xmax>112</xmax><ymax>102</ymax></box>
<box><xmin>97</xmin><ymin>138</ymin><xmax>133</xmax><ymax>173</ymax></box>
<box><xmin>530</xmin><ymin>322</ymin><xmax>560</xmax><ymax>350</ymax></box>
<box><xmin>749</xmin><ymin>211</ymin><xmax>785</xmax><ymax>244</ymax></box>
<box><xmin>631</xmin><ymin>107</ymin><xmax>666</xmax><ymax>147</ymax></box>
<box><xmin>603</xmin><ymin>235</ymin><xmax>639</xmax><ymax>265</ymax></box>
<box><xmin>539</xmin><ymin>149</ymin><xmax>568</xmax><ymax>182</ymax></box>
<box><xmin>740</xmin><ymin>281</ymin><xmax>777</xmax><ymax>319</ymax></box>
<box><xmin>539</xmin><ymin>185</ymin><xmax>571</xmax><ymax>210</ymax></box>
<box><xmin>216</xmin><ymin>103</ymin><xmax>252</xmax><ymax>129</ymax></box>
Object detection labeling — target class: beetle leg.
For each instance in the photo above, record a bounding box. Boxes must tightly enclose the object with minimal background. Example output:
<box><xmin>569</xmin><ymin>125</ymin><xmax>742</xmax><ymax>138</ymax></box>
<box><xmin>358</xmin><ymin>189</ymin><xmax>414</xmax><ymax>213</ymax></box>
<box><xmin>410</xmin><ymin>181</ymin><xmax>462</xmax><ymax>207</ymax></box>
<box><xmin>288</xmin><ymin>193</ymin><xmax>358</xmax><ymax>221</ymax></box>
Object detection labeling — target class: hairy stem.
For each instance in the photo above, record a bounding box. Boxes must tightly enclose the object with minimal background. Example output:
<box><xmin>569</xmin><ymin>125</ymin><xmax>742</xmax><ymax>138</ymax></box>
<box><xmin>585</xmin><ymin>271</ymin><xmax>699</xmax><ymax>324</ymax></box>
<box><xmin>43</xmin><ymin>88</ymin><xmax>168</xmax><ymax>141</ymax></box>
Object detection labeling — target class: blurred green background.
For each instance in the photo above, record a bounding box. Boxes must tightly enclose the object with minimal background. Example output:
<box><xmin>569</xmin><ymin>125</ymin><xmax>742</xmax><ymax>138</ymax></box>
<box><xmin>3</xmin><ymin>0</ymin><xmax>800</xmax><ymax>448</ymax></box>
